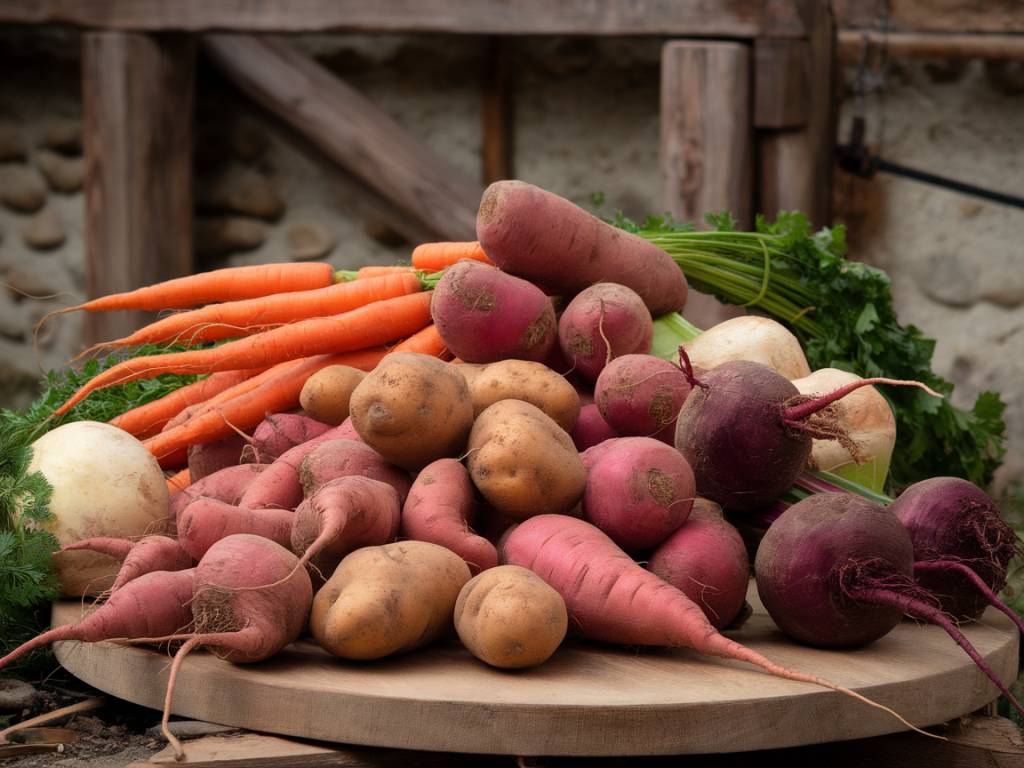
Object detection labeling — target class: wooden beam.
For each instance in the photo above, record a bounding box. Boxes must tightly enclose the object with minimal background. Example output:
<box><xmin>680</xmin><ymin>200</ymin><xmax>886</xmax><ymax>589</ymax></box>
<box><xmin>481</xmin><ymin>38</ymin><xmax>515</xmax><ymax>186</ymax></box>
<box><xmin>0</xmin><ymin>0</ymin><xmax>805</xmax><ymax>38</ymax></box>
<box><xmin>753</xmin><ymin>39</ymin><xmax>809</xmax><ymax>128</ymax></box>
<box><xmin>839</xmin><ymin>31</ymin><xmax>1024</xmax><ymax>62</ymax></box>
<box><xmin>756</xmin><ymin>0</ymin><xmax>836</xmax><ymax>227</ymax></box>
<box><xmin>204</xmin><ymin>35</ymin><xmax>479</xmax><ymax>242</ymax></box>
<box><xmin>836</xmin><ymin>0</ymin><xmax>1024</xmax><ymax>34</ymax></box>
<box><xmin>660</xmin><ymin>41</ymin><xmax>752</xmax><ymax>229</ymax></box>
<box><xmin>82</xmin><ymin>32</ymin><xmax>196</xmax><ymax>344</ymax></box>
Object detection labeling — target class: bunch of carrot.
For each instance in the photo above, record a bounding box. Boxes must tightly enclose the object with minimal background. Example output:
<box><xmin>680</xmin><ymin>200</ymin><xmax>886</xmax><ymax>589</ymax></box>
<box><xmin>52</xmin><ymin>242</ymin><xmax>490</xmax><ymax>469</ymax></box>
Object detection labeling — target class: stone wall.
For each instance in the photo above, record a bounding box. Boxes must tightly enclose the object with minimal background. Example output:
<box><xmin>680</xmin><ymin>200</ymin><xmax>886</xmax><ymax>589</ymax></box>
<box><xmin>0</xmin><ymin>30</ymin><xmax>1021</xmax><ymax>490</ymax></box>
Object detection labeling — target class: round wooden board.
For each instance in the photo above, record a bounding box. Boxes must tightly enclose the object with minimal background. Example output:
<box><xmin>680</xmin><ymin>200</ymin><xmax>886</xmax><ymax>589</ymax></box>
<box><xmin>52</xmin><ymin>581</ymin><xmax>1019</xmax><ymax>756</ymax></box>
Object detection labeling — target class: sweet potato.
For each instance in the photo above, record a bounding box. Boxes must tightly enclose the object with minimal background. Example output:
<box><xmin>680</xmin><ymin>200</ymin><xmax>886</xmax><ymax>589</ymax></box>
<box><xmin>299</xmin><ymin>439</ymin><xmax>412</xmax><ymax>503</ymax></box>
<box><xmin>242</xmin><ymin>413</ymin><xmax>332</xmax><ymax>463</ymax></box>
<box><xmin>477</xmin><ymin>180</ymin><xmax>687</xmax><ymax>315</ymax></box>
<box><xmin>170</xmin><ymin>463</ymin><xmax>268</xmax><ymax>521</ymax></box>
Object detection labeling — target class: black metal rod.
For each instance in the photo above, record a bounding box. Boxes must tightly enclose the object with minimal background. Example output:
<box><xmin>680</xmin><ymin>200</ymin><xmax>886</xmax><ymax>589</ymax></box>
<box><xmin>875</xmin><ymin>157</ymin><xmax>1024</xmax><ymax>210</ymax></box>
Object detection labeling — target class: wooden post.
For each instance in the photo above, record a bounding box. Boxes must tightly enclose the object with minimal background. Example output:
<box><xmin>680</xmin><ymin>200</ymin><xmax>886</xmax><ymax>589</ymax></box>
<box><xmin>82</xmin><ymin>32</ymin><xmax>196</xmax><ymax>344</ymax></box>
<box><xmin>660</xmin><ymin>41</ymin><xmax>752</xmax><ymax>230</ymax></box>
<box><xmin>755</xmin><ymin>0</ymin><xmax>837</xmax><ymax>226</ymax></box>
<box><xmin>481</xmin><ymin>37</ymin><xmax>515</xmax><ymax>185</ymax></box>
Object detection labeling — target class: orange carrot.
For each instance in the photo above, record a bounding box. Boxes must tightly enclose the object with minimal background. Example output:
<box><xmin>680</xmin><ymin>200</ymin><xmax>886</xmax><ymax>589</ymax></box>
<box><xmin>89</xmin><ymin>272</ymin><xmax>423</xmax><ymax>350</ymax></box>
<box><xmin>356</xmin><ymin>265</ymin><xmax>417</xmax><ymax>279</ymax></box>
<box><xmin>144</xmin><ymin>348</ymin><xmax>388</xmax><ymax>466</ymax></box>
<box><xmin>166</xmin><ymin>468</ymin><xmax>191</xmax><ymax>494</ymax></box>
<box><xmin>53</xmin><ymin>291</ymin><xmax>433</xmax><ymax>418</ymax></box>
<box><xmin>38</xmin><ymin>263</ymin><xmax>336</xmax><ymax>334</ymax></box>
<box><xmin>411</xmin><ymin>242</ymin><xmax>493</xmax><ymax>272</ymax></box>
<box><xmin>390</xmin><ymin>324</ymin><xmax>451</xmax><ymax>359</ymax></box>
<box><xmin>110</xmin><ymin>369</ymin><xmax>259</xmax><ymax>439</ymax></box>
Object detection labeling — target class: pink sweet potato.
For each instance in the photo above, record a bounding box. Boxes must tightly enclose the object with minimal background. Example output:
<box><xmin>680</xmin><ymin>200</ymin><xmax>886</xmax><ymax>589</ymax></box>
<box><xmin>187</xmin><ymin>432</ymin><xmax>247</xmax><ymax>482</ymax></box>
<box><xmin>161</xmin><ymin>534</ymin><xmax>312</xmax><ymax>758</ymax></box>
<box><xmin>430</xmin><ymin>260</ymin><xmax>556</xmax><ymax>363</ymax></box>
<box><xmin>558</xmin><ymin>283</ymin><xmax>653</xmax><ymax>381</ymax></box>
<box><xmin>242</xmin><ymin>412</ymin><xmax>333</xmax><ymax>464</ymax></box>
<box><xmin>401</xmin><ymin>458</ymin><xmax>497</xmax><ymax>574</ymax></box>
<box><xmin>290</xmin><ymin>476</ymin><xmax>401</xmax><ymax>576</ymax></box>
<box><xmin>177</xmin><ymin>497</ymin><xmax>294</xmax><ymax>560</ymax></box>
<box><xmin>170</xmin><ymin>463</ymin><xmax>269</xmax><ymax>521</ymax></box>
<box><xmin>477</xmin><ymin>180</ymin><xmax>688</xmax><ymax>315</ymax></box>
<box><xmin>60</xmin><ymin>535</ymin><xmax>194</xmax><ymax>593</ymax></box>
<box><xmin>299</xmin><ymin>439</ymin><xmax>412</xmax><ymax>503</ymax></box>
<box><xmin>238</xmin><ymin>422</ymin><xmax>357</xmax><ymax>511</ymax></box>
<box><xmin>0</xmin><ymin>568</ymin><xmax>196</xmax><ymax>671</ymax></box>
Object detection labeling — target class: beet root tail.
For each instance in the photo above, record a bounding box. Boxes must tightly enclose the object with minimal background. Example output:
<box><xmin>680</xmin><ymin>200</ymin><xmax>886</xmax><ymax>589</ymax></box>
<box><xmin>691</xmin><ymin>630</ymin><xmax>940</xmax><ymax>739</ymax></box>
<box><xmin>848</xmin><ymin>586</ymin><xmax>1024</xmax><ymax>719</ymax></box>
<box><xmin>914</xmin><ymin>559</ymin><xmax>1024</xmax><ymax>637</ymax></box>
<box><xmin>782</xmin><ymin>378</ymin><xmax>942</xmax><ymax>423</ymax></box>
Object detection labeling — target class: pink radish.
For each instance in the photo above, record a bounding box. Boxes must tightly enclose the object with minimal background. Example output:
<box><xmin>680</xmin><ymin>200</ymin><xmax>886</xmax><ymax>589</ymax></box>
<box><xmin>558</xmin><ymin>282</ymin><xmax>653</xmax><ymax>381</ymax></box>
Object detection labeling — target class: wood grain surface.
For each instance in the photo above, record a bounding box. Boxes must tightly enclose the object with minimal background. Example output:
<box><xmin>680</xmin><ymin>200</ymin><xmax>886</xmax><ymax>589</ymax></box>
<box><xmin>53</xmin><ymin>580</ymin><xmax>1019</xmax><ymax>756</ymax></box>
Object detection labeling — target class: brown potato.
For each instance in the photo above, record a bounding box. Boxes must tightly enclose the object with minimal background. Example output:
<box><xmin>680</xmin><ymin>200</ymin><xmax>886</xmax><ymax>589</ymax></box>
<box><xmin>466</xmin><ymin>399</ymin><xmax>586</xmax><ymax>519</ymax></box>
<box><xmin>467</xmin><ymin>359</ymin><xmax>580</xmax><ymax>433</ymax></box>
<box><xmin>299</xmin><ymin>365</ymin><xmax>367</xmax><ymax>425</ymax></box>
<box><xmin>455</xmin><ymin>565</ymin><xmax>568</xmax><ymax>669</ymax></box>
<box><xmin>349</xmin><ymin>353</ymin><xmax>473</xmax><ymax>470</ymax></box>
<box><xmin>310</xmin><ymin>541</ymin><xmax>471</xmax><ymax>660</ymax></box>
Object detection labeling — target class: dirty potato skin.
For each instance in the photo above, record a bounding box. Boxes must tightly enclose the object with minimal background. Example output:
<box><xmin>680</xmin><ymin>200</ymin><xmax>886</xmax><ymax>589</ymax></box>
<box><xmin>349</xmin><ymin>353</ymin><xmax>473</xmax><ymax>470</ymax></box>
<box><xmin>299</xmin><ymin>365</ymin><xmax>367</xmax><ymax>426</ymax></box>
<box><xmin>466</xmin><ymin>399</ymin><xmax>586</xmax><ymax>519</ymax></box>
<box><xmin>455</xmin><ymin>565</ymin><xmax>568</xmax><ymax>669</ymax></box>
<box><xmin>466</xmin><ymin>359</ymin><xmax>580</xmax><ymax>432</ymax></box>
<box><xmin>310</xmin><ymin>541</ymin><xmax>471</xmax><ymax>660</ymax></box>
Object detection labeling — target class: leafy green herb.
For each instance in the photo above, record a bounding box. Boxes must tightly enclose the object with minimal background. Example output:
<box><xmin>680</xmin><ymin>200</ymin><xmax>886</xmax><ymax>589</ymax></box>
<box><xmin>612</xmin><ymin>210</ymin><xmax>1006</xmax><ymax>492</ymax></box>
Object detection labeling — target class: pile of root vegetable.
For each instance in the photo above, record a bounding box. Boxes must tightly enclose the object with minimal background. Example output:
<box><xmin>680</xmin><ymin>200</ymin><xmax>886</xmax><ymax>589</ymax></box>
<box><xmin>3</xmin><ymin>180</ymin><xmax>1022</xmax><ymax>758</ymax></box>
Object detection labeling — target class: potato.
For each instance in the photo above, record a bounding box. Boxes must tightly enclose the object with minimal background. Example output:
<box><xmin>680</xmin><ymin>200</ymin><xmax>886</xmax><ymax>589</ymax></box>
<box><xmin>466</xmin><ymin>399</ymin><xmax>586</xmax><ymax>519</ymax></box>
<box><xmin>349</xmin><ymin>353</ymin><xmax>473</xmax><ymax>470</ymax></box>
<box><xmin>466</xmin><ymin>360</ymin><xmax>580</xmax><ymax>433</ymax></box>
<box><xmin>299</xmin><ymin>365</ymin><xmax>367</xmax><ymax>426</ymax></box>
<box><xmin>310</xmin><ymin>541</ymin><xmax>471</xmax><ymax>660</ymax></box>
<box><xmin>27</xmin><ymin>421</ymin><xmax>170</xmax><ymax>596</ymax></box>
<box><xmin>455</xmin><ymin>565</ymin><xmax>568</xmax><ymax>669</ymax></box>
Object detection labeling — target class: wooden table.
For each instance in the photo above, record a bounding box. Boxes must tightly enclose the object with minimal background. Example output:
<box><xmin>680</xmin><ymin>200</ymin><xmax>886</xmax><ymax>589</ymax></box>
<box><xmin>52</xmin><ymin>581</ymin><xmax>1019</xmax><ymax>757</ymax></box>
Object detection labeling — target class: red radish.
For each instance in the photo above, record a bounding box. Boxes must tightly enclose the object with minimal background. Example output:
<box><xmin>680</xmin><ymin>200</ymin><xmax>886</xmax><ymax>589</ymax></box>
<box><xmin>558</xmin><ymin>283</ymin><xmax>653</xmax><ymax>381</ymax></box>
<box><xmin>501</xmin><ymin>514</ymin><xmax>929</xmax><ymax>732</ymax></box>
<box><xmin>571</xmin><ymin>403</ymin><xmax>619</xmax><ymax>452</ymax></box>
<box><xmin>187</xmin><ymin>432</ymin><xmax>247</xmax><ymax>482</ymax></box>
<box><xmin>430</xmin><ymin>260</ymin><xmax>556</xmax><ymax>363</ymax></box>
<box><xmin>595</xmin><ymin>354</ymin><xmax>691</xmax><ymax>443</ymax></box>
<box><xmin>298</xmin><ymin>439</ymin><xmax>412</xmax><ymax>503</ymax></box>
<box><xmin>160</xmin><ymin>534</ymin><xmax>313</xmax><ymax>758</ymax></box>
<box><xmin>755</xmin><ymin>492</ymin><xmax>1024</xmax><ymax>716</ymax></box>
<box><xmin>648</xmin><ymin>499</ymin><xmax>750</xmax><ymax>629</ymax></box>
<box><xmin>177</xmin><ymin>498</ymin><xmax>294</xmax><ymax>560</ymax></box>
<box><xmin>476</xmin><ymin>180</ymin><xmax>688</xmax><ymax>315</ymax></box>
<box><xmin>0</xmin><ymin>568</ymin><xmax>196</xmax><ymax>671</ymax></box>
<box><xmin>401</xmin><ymin>458</ymin><xmax>498</xmax><ymax>574</ymax></box>
<box><xmin>60</xmin><ymin>535</ymin><xmax>193</xmax><ymax>593</ymax></box>
<box><xmin>290</xmin><ymin>476</ymin><xmax>401</xmax><ymax>576</ymax></box>
<box><xmin>170</xmin><ymin>463</ymin><xmax>268</xmax><ymax>521</ymax></box>
<box><xmin>891</xmin><ymin>477</ymin><xmax>1023</xmax><ymax>632</ymax></box>
<box><xmin>674</xmin><ymin>359</ymin><xmax>938</xmax><ymax>511</ymax></box>
<box><xmin>238</xmin><ymin>422</ymin><xmax>359</xmax><ymax>510</ymax></box>
<box><xmin>582</xmin><ymin>437</ymin><xmax>695</xmax><ymax>552</ymax></box>
<box><xmin>242</xmin><ymin>413</ymin><xmax>332</xmax><ymax>463</ymax></box>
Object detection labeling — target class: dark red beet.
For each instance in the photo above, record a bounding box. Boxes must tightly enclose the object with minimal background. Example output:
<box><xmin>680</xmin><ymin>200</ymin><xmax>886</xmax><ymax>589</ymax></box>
<box><xmin>674</xmin><ymin>360</ymin><xmax>935</xmax><ymax>512</ymax></box>
<box><xmin>756</xmin><ymin>492</ymin><xmax>1024</xmax><ymax>716</ymax></box>
<box><xmin>891</xmin><ymin>477</ymin><xmax>1022</xmax><ymax>628</ymax></box>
